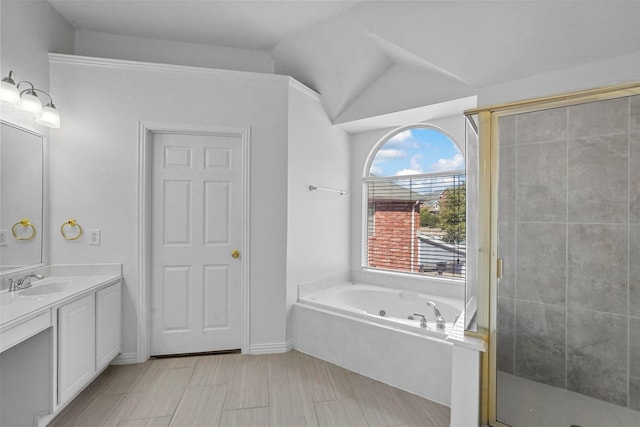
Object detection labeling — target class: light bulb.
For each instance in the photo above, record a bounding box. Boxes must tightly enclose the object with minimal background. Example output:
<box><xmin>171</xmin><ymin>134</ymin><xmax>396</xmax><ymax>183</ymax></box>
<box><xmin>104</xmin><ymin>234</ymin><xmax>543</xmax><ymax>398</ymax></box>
<box><xmin>36</xmin><ymin>104</ymin><xmax>61</xmax><ymax>128</ymax></box>
<box><xmin>18</xmin><ymin>91</ymin><xmax>43</xmax><ymax>116</ymax></box>
<box><xmin>0</xmin><ymin>79</ymin><xmax>20</xmax><ymax>105</ymax></box>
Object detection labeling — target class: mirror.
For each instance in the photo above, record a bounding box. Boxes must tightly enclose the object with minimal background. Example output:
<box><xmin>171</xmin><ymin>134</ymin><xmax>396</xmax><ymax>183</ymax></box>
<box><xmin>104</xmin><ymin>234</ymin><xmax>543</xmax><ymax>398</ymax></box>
<box><xmin>0</xmin><ymin>120</ymin><xmax>45</xmax><ymax>272</ymax></box>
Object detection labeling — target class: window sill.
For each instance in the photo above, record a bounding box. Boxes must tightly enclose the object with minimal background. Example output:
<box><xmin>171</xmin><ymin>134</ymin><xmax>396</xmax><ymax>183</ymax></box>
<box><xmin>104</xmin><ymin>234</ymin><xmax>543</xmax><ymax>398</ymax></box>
<box><xmin>362</xmin><ymin>267</ymin><xmax>464</xmax><ymax>284</ymax></box>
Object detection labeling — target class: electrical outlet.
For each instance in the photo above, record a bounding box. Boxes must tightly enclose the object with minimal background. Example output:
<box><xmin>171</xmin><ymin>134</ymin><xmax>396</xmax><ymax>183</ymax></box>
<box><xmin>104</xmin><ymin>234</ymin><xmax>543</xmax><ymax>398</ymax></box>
<box><xmin>89</xmin><ymin>229</ymin><xmax>101</xmax><ymax>246</ymax></box>
<box><xmin>0</xmin><ymin>230</ymin><xmax>7</xmax><ymax>246</ymax></box>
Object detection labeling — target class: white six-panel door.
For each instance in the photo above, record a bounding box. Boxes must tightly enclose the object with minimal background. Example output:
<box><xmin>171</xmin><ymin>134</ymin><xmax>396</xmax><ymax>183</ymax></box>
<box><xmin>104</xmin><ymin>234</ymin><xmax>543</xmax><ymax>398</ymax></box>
<box><xmin>150</xmin><ymin>131</ymin><xmax>243</xmax><ymax>355</ymax></box>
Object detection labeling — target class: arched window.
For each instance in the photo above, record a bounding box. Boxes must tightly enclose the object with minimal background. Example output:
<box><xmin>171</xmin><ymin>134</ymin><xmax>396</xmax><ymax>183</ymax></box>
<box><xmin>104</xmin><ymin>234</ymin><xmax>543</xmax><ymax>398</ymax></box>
<box><xmin>363</xmin><ymin>125</ymin><xmax>466</xmax><ymax>280</ymax></box>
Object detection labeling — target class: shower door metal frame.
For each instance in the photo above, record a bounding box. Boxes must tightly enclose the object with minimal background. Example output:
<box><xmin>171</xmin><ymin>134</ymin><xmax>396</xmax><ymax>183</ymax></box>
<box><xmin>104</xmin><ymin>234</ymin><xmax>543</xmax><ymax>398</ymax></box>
<box><xmin>464</xmin><ymin>82</ymin><xmax>640</xmax><ymax>427</ymax></box>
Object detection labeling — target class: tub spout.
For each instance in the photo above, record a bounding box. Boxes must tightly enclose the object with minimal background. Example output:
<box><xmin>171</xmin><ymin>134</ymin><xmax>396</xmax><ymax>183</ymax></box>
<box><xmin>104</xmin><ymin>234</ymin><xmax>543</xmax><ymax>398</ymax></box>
<box><xmin>426</xmin><ymin>301</ymin><xmax>446</xmax><ymax>329</ymax></box>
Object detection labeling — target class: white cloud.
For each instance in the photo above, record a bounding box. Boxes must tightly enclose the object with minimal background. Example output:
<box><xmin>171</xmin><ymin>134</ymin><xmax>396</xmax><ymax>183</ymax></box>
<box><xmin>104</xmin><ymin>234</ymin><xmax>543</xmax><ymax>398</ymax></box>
<box><xmin>369</xmin><ymin>164</ymin><xmax>383</xmax><ymax>176</ymax></box>
<box><xmin>396</xmin><ymin>168</ymin><xmax>422</xmax><ymax>176</ymax></box>
<box><xmin>411</xmin><ymin>154</ymin><xmax>422</xmax><ymax>169</ymax></box>
<box><xmin>389</xmin><ymin>130</ymin><xmax>412</xmax><ymax>142</ymax></box>
<box><xmin>431</xmin><ymin>153</ymin><xmax>464</xmax><ymax>172</ymax></box>
<box><xmin>375</xmin><ymin>148</ymin><xmax>405</xmax><ymax>159</ymax></box>
<box><xmin>396</xmin><ymin>154</ymin><xmax>423</xmax><ymax>176</ymax></box>
<box><xmin>385</xmin><ymin>130</ymin><xmax>418</xmax><ymax>149</ymax></box>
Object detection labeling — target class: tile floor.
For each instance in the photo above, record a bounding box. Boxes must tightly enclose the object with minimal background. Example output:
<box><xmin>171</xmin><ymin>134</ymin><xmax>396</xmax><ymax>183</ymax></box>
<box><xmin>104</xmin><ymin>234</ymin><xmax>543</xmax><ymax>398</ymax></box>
<box><xmin>496</xmin><ymin>371</ymin><xmax>640</xmax><ymax>427</ymax></box>
<box><xmin>49</xmin><ymin>350</ymin><xmax>450</xmax><ymax>427</ymax></box>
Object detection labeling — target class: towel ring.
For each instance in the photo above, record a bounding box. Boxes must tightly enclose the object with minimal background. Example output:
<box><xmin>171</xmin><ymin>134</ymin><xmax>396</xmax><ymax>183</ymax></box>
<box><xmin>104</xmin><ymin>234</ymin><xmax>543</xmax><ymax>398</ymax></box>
<box><xmin>61</xmin><ymin>219</ymin><xmax>83</xmax><ymax>241</ymax></box>
<box><xmin>11</xmin><ymin>218</ymin><xmax>37</xmax><ymax>241</ymax></box>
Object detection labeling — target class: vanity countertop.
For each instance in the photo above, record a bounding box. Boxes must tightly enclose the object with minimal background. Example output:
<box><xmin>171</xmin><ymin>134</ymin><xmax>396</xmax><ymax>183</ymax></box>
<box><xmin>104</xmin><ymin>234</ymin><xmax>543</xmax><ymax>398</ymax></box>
<box><xmin>1</xmin><ymin>274</ymin><xmax>121</xmax><ymax>331</ymax></box>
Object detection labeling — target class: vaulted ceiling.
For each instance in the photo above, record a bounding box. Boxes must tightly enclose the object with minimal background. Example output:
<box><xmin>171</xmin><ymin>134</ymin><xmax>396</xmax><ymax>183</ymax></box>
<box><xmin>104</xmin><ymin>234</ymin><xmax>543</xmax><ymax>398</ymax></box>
<box><xmin>47</xmin><ymin>1</ymin><xmax>640</xmax><ymax>124</ymax></box>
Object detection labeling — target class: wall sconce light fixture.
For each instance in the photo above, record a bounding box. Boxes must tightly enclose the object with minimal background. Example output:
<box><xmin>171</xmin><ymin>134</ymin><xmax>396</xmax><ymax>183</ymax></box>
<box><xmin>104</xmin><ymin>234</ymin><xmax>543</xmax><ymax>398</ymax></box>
<box><xmin>1</xmin><ymin>70</ymin><xmax>60</xmax><ymax>128</ymax></box>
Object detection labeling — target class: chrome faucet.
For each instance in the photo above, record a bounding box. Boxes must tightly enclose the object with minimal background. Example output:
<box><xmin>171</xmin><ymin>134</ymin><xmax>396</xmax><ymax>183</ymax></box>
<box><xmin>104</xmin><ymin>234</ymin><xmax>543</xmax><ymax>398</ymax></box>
<box><xmin>7</xmin><ymin>273</ymin><xmax>44</xmax><ymax>292</ymax></box>
<box><xmin>426</xmin><ymin>300</ymin><xmax>446</xmax><ymax>329</ymax></box>
<box><xmin>413</xmin><ymin>313</ymin><xmax>428</xmax><ymax>328</ymax></box>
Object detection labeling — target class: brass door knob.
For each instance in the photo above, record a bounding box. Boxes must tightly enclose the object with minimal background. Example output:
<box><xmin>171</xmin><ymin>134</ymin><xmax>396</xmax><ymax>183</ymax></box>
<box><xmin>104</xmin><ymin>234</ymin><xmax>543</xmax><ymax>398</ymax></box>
<box><xmin>231</xmin><ymin>250</ymin><xmax>240</xmax><ymax>259</ymax></box>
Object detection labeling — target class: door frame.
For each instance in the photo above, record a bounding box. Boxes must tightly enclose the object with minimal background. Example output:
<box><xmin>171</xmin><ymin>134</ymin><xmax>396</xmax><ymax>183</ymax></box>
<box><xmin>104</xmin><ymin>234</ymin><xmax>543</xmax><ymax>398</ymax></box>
<box><xmin>137</xmin><ymin>121</ymin><xmax>251</xmax><ymax>362</ymax></box>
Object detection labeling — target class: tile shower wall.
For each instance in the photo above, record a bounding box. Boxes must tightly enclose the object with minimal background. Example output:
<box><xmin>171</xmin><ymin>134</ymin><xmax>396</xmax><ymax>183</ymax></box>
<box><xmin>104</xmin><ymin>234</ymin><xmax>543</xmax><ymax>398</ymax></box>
<box><xmin>497</xmin><ymin>95</ymin><xmax>640</xmax><ymax>410</ymax></box>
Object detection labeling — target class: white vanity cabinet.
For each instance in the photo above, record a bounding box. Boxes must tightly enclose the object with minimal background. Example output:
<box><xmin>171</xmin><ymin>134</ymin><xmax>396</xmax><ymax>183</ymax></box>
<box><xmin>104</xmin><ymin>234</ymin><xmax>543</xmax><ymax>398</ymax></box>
<box><xmin>56</xmin><ymin>279</ymin><xmax>122</xmax><ymax>407</ymax></box>
<box><xmin>0</xmin><ymin>268</ymin><xmax>123</xmax><ymax>425</ymax></box>
<box><xmin>96</xmin><ymin>282</ymin><xmax>122</xmax><ymax>371</ymax></box>
<box><xmin>57</xmin><ymin>293</ymin><xmax>96</xmax><ymax>405</ymax></box>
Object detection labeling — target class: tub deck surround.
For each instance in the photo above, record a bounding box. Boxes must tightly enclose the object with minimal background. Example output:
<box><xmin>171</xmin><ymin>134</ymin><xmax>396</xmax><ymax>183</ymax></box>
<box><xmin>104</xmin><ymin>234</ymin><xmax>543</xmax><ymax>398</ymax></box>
<box><xmin>294</xmin><ymin>282</ymin><xmax>464</xmax><ymax>406</ymax></box>
<box><xmin>300</xmin><ymin>282</ymin><xmax>463</xmax><ymax>337</ymax></box>
<box><xmin>446</xmin><ymin>312</ymin><xmax>486</xmax><ymax>427</ymax></box>
<box><xmin>446</xmin><ymin>310</ymin><xmax>487</xmax><ymax>352</ymax></box>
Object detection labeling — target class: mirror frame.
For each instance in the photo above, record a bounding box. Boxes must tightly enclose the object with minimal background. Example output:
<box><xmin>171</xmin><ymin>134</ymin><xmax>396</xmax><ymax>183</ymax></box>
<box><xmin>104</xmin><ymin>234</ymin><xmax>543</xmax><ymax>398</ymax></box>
<box><xmin>0</xmin><ymin>119</ymin><xmax>48</xmax><ymax>277</ymax></box>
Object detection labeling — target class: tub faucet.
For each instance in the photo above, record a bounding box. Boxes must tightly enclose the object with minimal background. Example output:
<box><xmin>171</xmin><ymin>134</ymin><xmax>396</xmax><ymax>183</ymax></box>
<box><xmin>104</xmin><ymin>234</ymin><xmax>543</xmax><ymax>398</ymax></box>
<box><xmin>426</xmin><ymin>301</ymin><xmax>446</xmax><ymax>329</ymax></box>
<box><xmin>413</xmin><ymin>313</ymin><xmax>428</xmax><ymax>328</ymax></box>
<box><xmin>7</xmin><ymin>273</ymin><xmax>44</xmax><ymax>292</ymax></box>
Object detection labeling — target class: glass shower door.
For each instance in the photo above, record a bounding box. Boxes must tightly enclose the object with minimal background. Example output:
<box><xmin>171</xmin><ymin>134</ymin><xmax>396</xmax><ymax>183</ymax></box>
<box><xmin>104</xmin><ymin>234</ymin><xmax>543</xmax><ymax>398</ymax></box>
<box><xmin>494</xmin><ymin>95</ymin><xmax>640</xmax><ymax>427</ymax></box>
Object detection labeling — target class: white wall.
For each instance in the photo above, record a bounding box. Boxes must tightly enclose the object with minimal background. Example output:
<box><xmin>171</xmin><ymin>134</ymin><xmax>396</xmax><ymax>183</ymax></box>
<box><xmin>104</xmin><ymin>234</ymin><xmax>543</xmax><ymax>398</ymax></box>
<box><xmin>0</xmin><ymin>1</ymin><xmax>74</xmax><ymax>93</ymax></box>
<box><xmin>286</xmin><ymin>83</ymin><xmax>351</xmax><ymax>341</ymax></box>
<box><xmin>348</xmin><ymin>115</ymin><xmax>467</xmax><ymax>300</ymax></box>
<box><xmin>49</xmin><ymin>57</ymin><xmax>290</xmax><ymax>357</ymax></box>
<box><xmin>477</xmin><ymin>52</ymin><xmax>640</xmax><ymax>107</ymax></box>
<box><xmin>75</xmin><ymin>29</ymin><xmax>274</xmax><ymax>74</ymax></box>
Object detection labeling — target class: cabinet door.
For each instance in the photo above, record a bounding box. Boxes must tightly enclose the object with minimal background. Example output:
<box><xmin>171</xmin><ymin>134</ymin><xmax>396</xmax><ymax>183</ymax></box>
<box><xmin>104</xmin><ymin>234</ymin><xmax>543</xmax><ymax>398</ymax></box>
<box><xmin>96</xmin><ymin>282</ymin><xmax>122</xmax><ymax>370</ymax></box>
<box><xmin>58</xmin><ymin>294</ymin><xmax>95</xmax><ymax>405</ymax></box>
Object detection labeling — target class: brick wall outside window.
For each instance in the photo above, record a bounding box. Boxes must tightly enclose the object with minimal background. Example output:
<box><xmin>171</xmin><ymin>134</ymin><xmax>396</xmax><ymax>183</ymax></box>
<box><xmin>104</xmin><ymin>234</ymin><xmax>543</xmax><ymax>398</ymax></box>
<box><xmin>367</xmin><ymin>201</ymin><xmax>420</xmax><ymax>272</ymax></box>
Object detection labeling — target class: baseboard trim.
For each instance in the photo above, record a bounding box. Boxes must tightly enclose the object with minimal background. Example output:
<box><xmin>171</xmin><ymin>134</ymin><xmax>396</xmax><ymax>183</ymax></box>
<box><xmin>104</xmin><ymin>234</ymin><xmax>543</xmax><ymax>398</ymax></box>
<box><xmin>35</xmin><ymin>410</ymin><xmax>51</xmax><ymax>427</ymax></box>
<box><xmin>110</xmin><ymin>352</ymin><xmax>139</xmax><ymax>365</ymax></box>
<box><xmin>249</xmin><ymin>340</ymin><xmax>294</xmax><ymax>354</ymax></box>
<box><xmin>109</xmin><ymin>342</ymin><xmax>297</xmax><ymax>361</ymax></box>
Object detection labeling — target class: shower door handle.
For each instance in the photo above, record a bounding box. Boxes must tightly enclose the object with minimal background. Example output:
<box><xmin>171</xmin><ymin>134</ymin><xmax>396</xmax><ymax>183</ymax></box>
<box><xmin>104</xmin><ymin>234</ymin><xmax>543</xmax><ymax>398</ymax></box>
<box><xmin>497</xmin><ymin>258</ymin><xmax>504</xmax><ymax>279</ymax></box>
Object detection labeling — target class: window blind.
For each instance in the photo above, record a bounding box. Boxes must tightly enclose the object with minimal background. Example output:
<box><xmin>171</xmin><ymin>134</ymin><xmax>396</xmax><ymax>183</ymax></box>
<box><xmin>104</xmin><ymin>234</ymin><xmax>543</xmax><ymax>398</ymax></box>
<box><xmin>364</xmin><ymin>171</ymin><xmax>466</xmax><ymax>281</ymax></box>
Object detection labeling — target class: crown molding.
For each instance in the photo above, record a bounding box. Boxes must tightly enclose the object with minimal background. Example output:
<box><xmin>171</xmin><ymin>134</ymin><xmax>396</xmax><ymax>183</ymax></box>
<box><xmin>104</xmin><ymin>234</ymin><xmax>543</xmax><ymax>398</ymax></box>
<box><xmin>48</xmin><ymin>53</ymin><xmax>287</xmax><ymax>84</ymax></box>
<box><xmin>287</xmin><ymin>78</ymin><xmax>323</xmax><ymax>105</ymax></box>
<box><xmin>48</xmin><ymin>53</ymin><xmax>326</xmax><ymax>111</ymax></box>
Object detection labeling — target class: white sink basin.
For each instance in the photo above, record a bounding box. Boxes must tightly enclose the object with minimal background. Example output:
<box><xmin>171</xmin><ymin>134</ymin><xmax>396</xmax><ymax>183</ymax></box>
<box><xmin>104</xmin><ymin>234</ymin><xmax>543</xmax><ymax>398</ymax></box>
<box><xmin>19</xmin><ymin>281</ymin><xmax>71</xmax><ymax>296</ymax></box>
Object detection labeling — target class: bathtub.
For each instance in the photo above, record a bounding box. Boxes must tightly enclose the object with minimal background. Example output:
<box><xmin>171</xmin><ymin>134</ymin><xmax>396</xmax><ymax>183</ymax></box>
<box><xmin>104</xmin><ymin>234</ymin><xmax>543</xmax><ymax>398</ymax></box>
<box><xmin>300</xmin><ymin>283</ymin><xmax>461</xmax><ymax>338</ymax></box>
<box><xmin>293</xmin><ymin>282</ymin><xmax>463</xmax><ymax>406</ymax></box>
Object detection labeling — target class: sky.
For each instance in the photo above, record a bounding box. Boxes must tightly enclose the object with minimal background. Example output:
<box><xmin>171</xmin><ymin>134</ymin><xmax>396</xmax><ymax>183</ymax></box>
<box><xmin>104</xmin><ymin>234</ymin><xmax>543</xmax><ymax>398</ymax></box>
<box><xmin>369</xmin><ymin>127</ymin><xmax>463</xmax><ymax>177</ymax></box>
